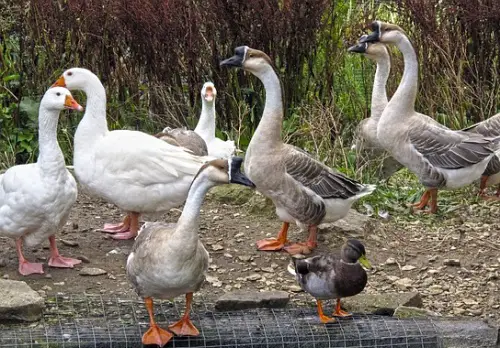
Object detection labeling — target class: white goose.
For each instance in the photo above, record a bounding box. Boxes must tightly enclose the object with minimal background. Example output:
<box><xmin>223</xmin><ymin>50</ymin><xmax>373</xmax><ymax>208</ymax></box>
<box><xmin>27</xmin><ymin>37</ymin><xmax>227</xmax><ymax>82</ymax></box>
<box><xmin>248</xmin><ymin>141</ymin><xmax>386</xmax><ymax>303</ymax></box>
<box><xmin>194</xmin><ymin>82</ymin><xmax>236</xmax><ymax>158</ymax></box>
<box><xmin>52</xmin><ymin>68</ymin><xmax>211</xmax><ymax>240</ymax></box>
<box><xmin>361</xmin><ymin>22</ymin><xmax>500</xmax><ymax>213</ymax></box>
<box><xmin>221</xmin><ymin>47</ymin><xmax>375</xmax><ymax>255</ymax></box>
<box><xmin>0</xmin><ymin>87</ymin><xmax>83</xmax><ymax>275</ymax></box>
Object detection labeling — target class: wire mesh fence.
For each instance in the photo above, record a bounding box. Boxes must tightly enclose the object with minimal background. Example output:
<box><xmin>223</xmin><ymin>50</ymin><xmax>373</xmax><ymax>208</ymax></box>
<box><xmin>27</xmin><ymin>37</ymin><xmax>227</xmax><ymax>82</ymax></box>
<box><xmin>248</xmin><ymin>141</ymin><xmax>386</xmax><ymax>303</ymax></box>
<box><xmin>0</xmin><ymin>294</ymin><xmax>443</xmax><ymax>348</ymax></box>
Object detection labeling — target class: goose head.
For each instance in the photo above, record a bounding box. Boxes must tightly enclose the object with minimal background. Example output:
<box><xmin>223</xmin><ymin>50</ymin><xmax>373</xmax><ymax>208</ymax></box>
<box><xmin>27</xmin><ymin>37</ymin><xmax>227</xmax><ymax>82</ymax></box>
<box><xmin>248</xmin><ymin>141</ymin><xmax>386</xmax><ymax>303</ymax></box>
<box><xmin>348</xmin><ymin>35</ymin><xmax>390</xmax><ymax>61</ymax></box>
<box><xmin>43</xmin><ymin>87</ymin><xmax>83</xmax><ymax>112</ymax></box>
<box><xmin>360</xmin><ymin>21</ymin><xmax>406</xmax><ymax>45</ymax></box>
<box><xmin>52</xmin><ymin>68</ymin><xmax>100</xmax><ymax>92</ymax></box>
<box><xmin>201</xmin><ymin>82</ymin><xmax>217</xmax><ymax>103</ymax></box>
<box><xmin>341</xmin><ymin>239</ymin><xmax>372</xmax><ymax>269</ymax></box>
<box><xmin>220</xmin><ymin>46</ymin><xmax>272</xmax><ymax>74</ymax></box>
<box><xmin>194</xmin><ymin>157</ymin><xmax>255</xmax><ymax>188</ymax></box>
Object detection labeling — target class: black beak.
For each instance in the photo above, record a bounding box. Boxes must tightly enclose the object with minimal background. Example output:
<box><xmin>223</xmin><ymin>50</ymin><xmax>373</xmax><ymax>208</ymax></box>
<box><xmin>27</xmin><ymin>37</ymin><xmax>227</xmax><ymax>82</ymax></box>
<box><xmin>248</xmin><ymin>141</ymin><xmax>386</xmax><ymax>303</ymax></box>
<box><xmin>348</xmin><ymin>42</ymin><xmax>367</xmax><ymax>53</ymax></box>
<box><xmin>220</xmin><ymin>55</ymin><xmax>243</xmax><ymax>68</ymax></box>
<box><xmin>229</xmin><ymin>157</ymin><xmax>255</xmax><ymax>188</ymax></box>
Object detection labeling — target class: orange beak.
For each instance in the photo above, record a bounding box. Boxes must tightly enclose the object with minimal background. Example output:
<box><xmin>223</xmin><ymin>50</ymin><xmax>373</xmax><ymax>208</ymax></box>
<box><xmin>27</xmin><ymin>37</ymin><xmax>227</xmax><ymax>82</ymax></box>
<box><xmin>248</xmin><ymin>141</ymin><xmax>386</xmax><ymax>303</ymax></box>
<box><xmin>204</xmin><ymin>87</ymin><xmax>214</xmax><ymax>102</ymax></box>
<box><xmin>52</xmin><ymin>76</ymin><xmax>66</xmax><ymax>88</ymax></box>
<box><xmin>64</xmin><ymin>95</ymin><xmax>84</xmax><ymax>111</ymax></box>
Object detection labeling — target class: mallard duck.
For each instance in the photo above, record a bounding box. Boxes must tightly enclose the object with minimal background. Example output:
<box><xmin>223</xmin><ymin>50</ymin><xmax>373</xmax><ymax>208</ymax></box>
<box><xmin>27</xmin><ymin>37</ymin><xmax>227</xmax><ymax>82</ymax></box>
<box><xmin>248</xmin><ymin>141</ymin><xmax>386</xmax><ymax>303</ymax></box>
<box><xmin>52</xmin><ymin>68</ymin><xmax>212</xmax><ymax>240</ymax></box>
<box><xmin>194</xmin><ymin>82</ymin><xmax>237</xmax><ymax>158</ymax></box>
<box><xmin>126</xmin><ymin>157</ymin><xmax>254</xmax><ymax>347</ymax></box>
<box><xmin>220</xmin><ymin>47</ymin><xmax>376</xmax><ymax>255</ymax></box>
<box><xmin>0</xmin><ymin>87</ymin><xmax>83</xmax><ymax>275</ymax></box>
<box><xmin>287</xmin><ymin>239</ymin><xmax>371</xmax><ymax>323</ymax></box>
<box><xmin>154</xmin><ymin>127</ymin><xmax>208</xmax><ymax>156</ymax></box>
<box><xmin>360</xmin><ymin>22</ymin><xmax>500</xmax><ymax>213</ymax></box>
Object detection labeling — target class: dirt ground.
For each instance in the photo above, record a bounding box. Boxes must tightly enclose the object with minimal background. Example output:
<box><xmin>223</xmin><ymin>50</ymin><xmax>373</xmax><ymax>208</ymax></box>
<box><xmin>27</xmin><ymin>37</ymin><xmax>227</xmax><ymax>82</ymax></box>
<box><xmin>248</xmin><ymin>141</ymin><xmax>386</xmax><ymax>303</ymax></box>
<box><xmin>0</xmin><ymin>186</ymin><xmax>499</xmax><ymax>325</ymax></box>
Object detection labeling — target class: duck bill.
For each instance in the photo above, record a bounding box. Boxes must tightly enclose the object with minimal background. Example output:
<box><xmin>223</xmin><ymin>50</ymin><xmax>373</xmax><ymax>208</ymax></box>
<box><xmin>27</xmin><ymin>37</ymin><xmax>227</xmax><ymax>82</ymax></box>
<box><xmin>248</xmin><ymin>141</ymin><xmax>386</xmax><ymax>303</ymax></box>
<box><xmin>359</xmin><ymin>255</ymin><xmax>372</xmax><ymax>269</ymax></box>
<box><xmin>348</xmin><ymin>42</ymin><xmax>367</xmax><ymax>53</ymax></box>
<box><xmin>220</xmin><ymin>55</ymin><xmax>243</xmax><ymax>68</ymax></box>
<box><xmin>229</xmin><ymin>157</ymin><xmax>255</xmax><ymax>188</ymax></box>
<box><xmin>52</xmin><ymin>75</ymin><xmax>66</xmax><ymax>88</ymax></box>
<box><xmin>64</xmin><ymin>95</ymin><xmax>84</xmax><ymax>111</ymax></box>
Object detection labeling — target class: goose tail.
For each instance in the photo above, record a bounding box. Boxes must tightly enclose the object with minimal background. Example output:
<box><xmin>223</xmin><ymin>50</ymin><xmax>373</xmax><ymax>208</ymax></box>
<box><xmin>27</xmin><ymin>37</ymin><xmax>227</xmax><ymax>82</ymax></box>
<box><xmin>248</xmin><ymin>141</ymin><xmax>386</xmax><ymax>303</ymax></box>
<box><xmin>353</xmin><ymin>184</ymin><xmax>377</xmax><ymax>199</ymax></box>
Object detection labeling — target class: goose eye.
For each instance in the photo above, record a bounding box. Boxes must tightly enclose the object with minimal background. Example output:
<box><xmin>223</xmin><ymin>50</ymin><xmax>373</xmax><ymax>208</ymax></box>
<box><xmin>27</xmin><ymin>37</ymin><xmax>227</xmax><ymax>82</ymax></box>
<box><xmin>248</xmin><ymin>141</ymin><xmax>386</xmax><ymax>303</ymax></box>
<box><xmin>56</xmin><ymin>92</ymin><xmax>61</xmax><ymax>96</ymax></box>
<box><xmin>248</xmin><ymin>53</ymin><xmax>254</xmax><ymax>58</ymax></box>
<box><xmin>67</xmin><ymin>71</ymin><xmax>73</xmax><ymax>76</ymax></box>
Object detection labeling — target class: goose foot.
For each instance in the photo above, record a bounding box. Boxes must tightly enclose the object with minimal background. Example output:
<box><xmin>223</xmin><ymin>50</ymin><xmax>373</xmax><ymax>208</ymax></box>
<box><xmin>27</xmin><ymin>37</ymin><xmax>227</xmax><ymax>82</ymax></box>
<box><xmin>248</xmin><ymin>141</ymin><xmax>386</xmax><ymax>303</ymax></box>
<box><xmin>333</xmin><ymin>299</ymin><xmax>352</xmax><ymax>317</ymax></box>
<box><xmin>169</xmin><ymin>293</ymin><xmax>199</xmax><ymax>336</ymax></box>
<box><xmin>48</xmin><ymin>236</ymin><xmax>82</xmax><ymax>268</ymax></box>
<box><xmin>412</xmin><ymin>189</ymin><xmax>438</xmax><ymax>214</ymax></box>
<box><xmin>16</xmin><ymin>239</ymin><xmax>44</xmax><ymax>275</ymax></box>
<box><xmin>102</xmin><ymin>213</ymin><xmax>140</xmax><ymax>240</ymax></box>
<box><xmin>101</xmin><ymin>215</ymin><xmax>131</xmax><ymax>233</ymax></box>
<box><xmin>110</xmin><ymin>231</ymin><xmax>138</xmax><ymax>240</ymax></box>
<box><xmin>18</xmin><ymin>261</ymin><xmax>44</xmax><ymax>276</ymax></box>
<box><xmin>316</xmin><ymin>300</ymin><xmax>336</xmax><ymax>324</ymax></box>
<box><xmin>142</xmin><ymin>324</ymin><xmax>173</xmax><ymax>347</ymax></box>
<box><xmin>143</xmin><ymin>297</ymin><xmax>174</xmax><ymax>347</ymax></box>
<box><xmin>256</xmin><ymin>222</ymin><xmax>289</xmax><ymax>251</ymax></box>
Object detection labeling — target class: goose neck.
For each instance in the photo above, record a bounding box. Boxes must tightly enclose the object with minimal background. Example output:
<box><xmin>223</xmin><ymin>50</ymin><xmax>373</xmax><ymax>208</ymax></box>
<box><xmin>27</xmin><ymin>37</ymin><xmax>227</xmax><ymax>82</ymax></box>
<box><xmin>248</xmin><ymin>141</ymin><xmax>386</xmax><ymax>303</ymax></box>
<box><xmin>371</xmin><ymin>56</ymin><xmax>390</xmax><ymax>120</ymax></box>
<box><xmin>194</xmin><ymin>101</ymin><xmax>216</xmax><ymax>141</ymax></box>
<box><xmin>37</xmin><ymin>106</ymin><xmax>65</xmax><ymax>171</ymax></box>
<box><xmin>249</xmin><ymin>65</ymin><xmax>283</xmax><ymax>147</ymax></box>
<box><xmin>75</xmin><ymin>80</ymin><xmax>109</xmax><ymax>142</ymax></box>
<box><xmin>387</xmin><ymin>35</ymin><xmax>418</xmax><ymax>113</ymax></box>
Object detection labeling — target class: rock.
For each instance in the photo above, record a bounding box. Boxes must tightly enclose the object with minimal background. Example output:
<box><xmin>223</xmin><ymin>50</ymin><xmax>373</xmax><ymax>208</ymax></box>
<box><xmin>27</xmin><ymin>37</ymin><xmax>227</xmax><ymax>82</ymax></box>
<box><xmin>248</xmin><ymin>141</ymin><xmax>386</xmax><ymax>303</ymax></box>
<box><xmin>238</xmin><ymin>255</ymin><xmax>252</xmax><ymax>262</ymax></box>
<box><xmin>211</xmin><ymin>244</ymin><xmax>224</xmax><ymax>251</ymax></box>
<box><xmin>393</xmin><ymin>306</ymin><xmax>440</xmax><ymax>318</ymax></box>
<box><xmin>320</xmin><ymin>209</ymin><xmax>374</xmax><ymax>236</ymax></box>
<box><xmin>246</xmin><ymin>273</ymin><xmax>262</xmax><ymax>281</ymax></box>
<box><xmin>288</xmin><ymin>285</ymin><xmax>303</xmax><ymax>293</ymax></box>
<box><xmin>77</xmin><ymin>255</ymin><xmax>91</xmax><ymax>263</ymax></box>
<box><xmin>215</xmin><ymin>291</ymin><xmax>289</xmax><ymax>311</ymax></box>
<box><xmin>443</xmin><ymin>259</ymin><xmax>461</xmax><ymax>267</ymax></box>
<box><xmin>385</xmin><ymin>257</ymin><xmax>397</xmax><ymax>265</ymax></box>
<box><xmin>60</xmin><ymin>239</ymin><xmax>79</xmax><ymax>247</ymax></box>
<box><xmin>394</xmin><ymin>277</ymin><xmax>413</xmax><ymax>290</ymax></box>
<box><xmin>0</xmin><ymin>258</ymin><xmax>7</xmax><ymax>268</ymax></box>
<box><xmin>79</xmin><ymin>267</ymin><xmax>107</xmax><ymax>276</ymax></box>
<box><xmin>401</xmin><ymin>265</ymin><xmax>417</xmax><ymax>271</ymax></box>
<box><xmin>209</xmin><ymin>185</ymin><xmax>255</xmax><ymax>205</ymax></box>
<box><xmin>342</xmin><ymin>292</ymin><xmax>423</xmax><ymax>315</ymax></box>
<box><xmin>0</xmin><ymin>279</ymin><xmax>44</xmax><ymax>322</ymax></box>
<box><xmin>2</xmin><ymin>274</ymin><xmax>9</xmax><ymax>280</ymax></box>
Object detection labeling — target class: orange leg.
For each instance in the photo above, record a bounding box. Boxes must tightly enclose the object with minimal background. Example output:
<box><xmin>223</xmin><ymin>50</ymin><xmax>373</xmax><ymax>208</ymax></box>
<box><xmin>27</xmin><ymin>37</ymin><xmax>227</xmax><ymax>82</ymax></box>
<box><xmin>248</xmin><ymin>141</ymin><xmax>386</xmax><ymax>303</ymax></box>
<box><xmin>142</xmin><ymin>297</ymin><xmax>173</xmax><ymax>347</ymax></box>
<box><xmin>496</xmin><ymin>184</ymin><xmax>500</xmax><ymax>197</ymax></box>
<box><xmin>16</xmin><ymin>239</ymin><xmax>44</xmax><ymax>276</ymax></box>
<box><xmin>101</xmin><ymin>212</ymin><xmax>140</xmax><ymax>240</ymax></box>
<box><xmin>316</xmin><ymin>299</ymin><xmax>335</xmax><ymax>323</ymax></box>
<box><xmin>283</xmin><ymin>225</ymin><xmax>318</xmax><ymax>255</ymax></box>
<box><xmin>410</xmin><ymin>189</ymin><xmax>430</xmax><ymax>209</ymax></box>
<box><xmin>421</xmin><ymin>188</ymin><xmax>438</xmax><ymax>214</ymax></box>
<box><xmin>48</xmin><ymin>235</ymin><xmax>82</xmax><ymax>268</ymax></box>
<box><xmin>333</xmin><ymin>298</ymin><xmax>352</xmax><ymax>317</ymax></box>
<box><xmin>479</xmin><ymin>178</ymin><xmax>500</xmax><ymax>201</ymax></box>
<box><xmin>101</xmin><ymin>214</ymin><xmax>131</xmax><ymax>232</ymax></box>
<box><xmin>168</xmin><ymin>293</ymin><xmax>200</xmax><ymax>336</ymax></box>
<box><xmin>256</xmin><ymin>222</ymin><xmax>289</xmax><ymax>251</ymax></box>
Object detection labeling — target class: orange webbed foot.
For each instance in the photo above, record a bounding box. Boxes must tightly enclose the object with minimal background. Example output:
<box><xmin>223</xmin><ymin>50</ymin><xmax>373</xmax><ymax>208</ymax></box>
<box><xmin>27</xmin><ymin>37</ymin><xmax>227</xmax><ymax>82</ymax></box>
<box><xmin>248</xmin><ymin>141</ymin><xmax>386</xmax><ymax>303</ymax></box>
<box><xmin>168</xmin><ymin>317</ymin><xmax>200</xmax><ymax>336</ymax></box>
<box><xmin>319</xmin><ymin>313</ymin><xmax>336</xmax><ymax>323</ymax></box>
<box><xmin>333</xmin><ymin>308</ymin><xmax>352</xmax><ymax>317</ymax></box>
<box><xmin>256</xmin><ymin>238</ymin><xmax>287</xmax><ymax>251</ymax></box>
<box><xmin>142</xmin><ymin>324</ymin><xmax>173</xmax><ymax>347</ymax></box>
<box><xmin>283</xmin><ymin>241</ymin><xmax>316</xmax><ymax>255</ymax></box>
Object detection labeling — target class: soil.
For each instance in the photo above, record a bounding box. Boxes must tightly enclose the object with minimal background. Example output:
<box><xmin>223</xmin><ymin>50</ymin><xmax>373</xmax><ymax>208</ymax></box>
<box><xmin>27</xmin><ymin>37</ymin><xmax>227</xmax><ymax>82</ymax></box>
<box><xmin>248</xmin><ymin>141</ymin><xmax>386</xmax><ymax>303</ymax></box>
<box><xmin>0</xmin><ymin>186</ymin><xmax>499</xmax><ymax>325</ymax></box>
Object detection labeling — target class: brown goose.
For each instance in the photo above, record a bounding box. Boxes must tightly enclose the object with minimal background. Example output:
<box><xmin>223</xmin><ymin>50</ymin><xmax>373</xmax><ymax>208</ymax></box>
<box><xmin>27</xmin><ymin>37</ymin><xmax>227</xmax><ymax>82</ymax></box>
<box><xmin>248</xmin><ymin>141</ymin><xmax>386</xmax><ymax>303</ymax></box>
<box><xmin>221</xmin><ymin>46</ymin><xmax>375</xmax><ymax>255</ymax></box>
<box><xmin>154</xmin><ymin>127</ymin><xmax>208</xmax><ymax>156</ymax></box>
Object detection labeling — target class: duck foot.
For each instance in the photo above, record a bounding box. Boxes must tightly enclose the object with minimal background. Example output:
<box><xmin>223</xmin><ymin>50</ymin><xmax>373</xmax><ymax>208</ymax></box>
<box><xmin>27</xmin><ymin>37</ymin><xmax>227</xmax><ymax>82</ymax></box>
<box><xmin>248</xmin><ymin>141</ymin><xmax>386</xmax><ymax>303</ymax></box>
<box><xmin>18</xmin><ymin>261</ymin><xmax>44</xmax><ymax>276</ymax></box>
<box><xmin>316</xmin><ymin>300</ymin><xmax>336</xmax><ymax>324</ymax></box>
<box><xmin>333</xmin><ymin>299</ymin><xmax>352</xmax><ymax>317</ymax></box>
<box><xmin>283</xmin><ymin>242</ymin><xmax>314</xmax><ymax>255</ymax></box>
<box><xmin>142</xmin><ymin>324</ymin><xmax>173</xmax><ymax>347</ymax></box>
<box><xmin>168</xmin><ymin>317</ymin><xmax>200</xmax><ymax>336</ymax></box>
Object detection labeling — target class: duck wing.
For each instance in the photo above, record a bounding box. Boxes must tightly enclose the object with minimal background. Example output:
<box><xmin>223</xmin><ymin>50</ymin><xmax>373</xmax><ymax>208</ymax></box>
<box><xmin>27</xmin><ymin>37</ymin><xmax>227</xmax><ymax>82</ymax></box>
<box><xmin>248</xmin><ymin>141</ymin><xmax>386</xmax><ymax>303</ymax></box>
<box><xmin>283</xmin><ymin>145</ymin><xmax>374</xmax><ymax>199</ymax></box>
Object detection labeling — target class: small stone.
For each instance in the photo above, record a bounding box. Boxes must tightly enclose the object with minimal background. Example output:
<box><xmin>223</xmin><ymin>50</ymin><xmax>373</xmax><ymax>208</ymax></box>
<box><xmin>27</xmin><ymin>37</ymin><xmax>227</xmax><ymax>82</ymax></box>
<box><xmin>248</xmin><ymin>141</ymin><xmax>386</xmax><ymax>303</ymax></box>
<box><xmin>53</xmin><ymin>282</ymin><xmax>65</xmax><ymax>286</ymax></box>
<box><xmin>401</xmin><ymin>265</ymin><xmax>417</xmax><ymax>271</ymax></box>
<box><xmin>394</xmin><ymin>278</ymin><xmax>413</xmax><ymax>289</ymax></box>
<box><xmin>206</xmin><ymin>275</ymin><xmax>222</xmax><ymax>287</ymax></box>
<box><xmin>0</xmin><ymin>258</ymin><xmax>7</xmax><ymax>268</ymax></box>
<box><xmin>215</xmin><ymin>291</ymin><xmax>290</xmax><ymax>311</ymax></box>
<box><xmin>387</xmin><ymin>275</ymin><xmax>400</xmax><ymax>282</ymax></box>
<box><xmin>41</xmin><ymin>285</ymin><xmax>52</xmax><ymax>291</ymax></box>
<box><xmin>79</xmin><ymin>267</ymin><xmax>107</xmax><ymax>276</ymax></box>
<box><xmin>238</xmin><ymin>255</ymin><xmax>252</xmax><ymax>262</ymax></box>
<box><xmin>60</xmin><ymin>239</ymin><xmax>79</xmax><ymax>247</ymax></box>
<box><xmin>72</xmin><ymin>222</ymin><xmax>79</xmax><ymax>230</ymax></box>
<box><xmin>3</xmin><ymin>274</ymin><xmax>9</xmax><ymax>280</ymax></box>
<box><xmin>288</xmin><ymin>285</ymin><xmax>303</xmax><ymax>293</ymax></box>
<box><xmin>428</xmin><ymin>285</ymin><xmax>443</xmax><ymax>295</ymax></box>
<box><xmin>463</xmin><ymin>299</ymin><xmax>479</xmax><ymax>306</ymax></box>
<box><xmin>247</xmin><ymin>273</ymin><xmax>262</xmax><ymax>281</ymax></box>
<box><xmin>223</xmin><ymin>253</ymin><xmax>233</xmax><ymax>258</ymax></box>
<box><xmin>261</xmin><ymin>267</ymin><xmax>274</xmax><ymax>273</ymax></box>
<box><xmin>443</xmin><ymin>259</ymin><xmax>461</xmax><ymax>267</ymax></box>
<box><xmin>428</xmin><ymin>255</ymin><xmax>438</xmax><ymax>262</ymax></box>
<box><xmin>77</xmin><ymin>255</ymin><xmax>91</xmax><ymax>263</ymax></box>
<box><xmin>385</xmin><ymin>257</ymin><xmax>397</xmax><ymax>265</ymax></box>
<box><xmin>211</xmin><ymin>244</ymin><xmax>224</xmax><ymax>251</ymax></box>
<box><xmin>108</xmin><ymin>274</ymin><xmax>116</xmax><ymax>280</ymax></box>
<box><xmin>44</xmin><ymin>274</ymin><xmax>52</xmax><ymax>279</ymax></box>
<box><xmin>234</xmin><ymin>233</ymin><xmax>245</xmax><ymax>239</ymax></box>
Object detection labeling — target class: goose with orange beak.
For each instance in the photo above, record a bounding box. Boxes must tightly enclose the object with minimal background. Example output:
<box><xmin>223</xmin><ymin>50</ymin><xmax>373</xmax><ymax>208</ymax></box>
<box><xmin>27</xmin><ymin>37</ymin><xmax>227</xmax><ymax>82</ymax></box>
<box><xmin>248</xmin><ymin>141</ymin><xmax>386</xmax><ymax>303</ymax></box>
<box><xmin>0</xmin><ymin>87</ymin><xmax>83</xmax><ymax>275</ymax></box>
<box><xmin>52</xmin><ymin>68</ymin><xmax>214</xmax><ymax>240</ymax></box>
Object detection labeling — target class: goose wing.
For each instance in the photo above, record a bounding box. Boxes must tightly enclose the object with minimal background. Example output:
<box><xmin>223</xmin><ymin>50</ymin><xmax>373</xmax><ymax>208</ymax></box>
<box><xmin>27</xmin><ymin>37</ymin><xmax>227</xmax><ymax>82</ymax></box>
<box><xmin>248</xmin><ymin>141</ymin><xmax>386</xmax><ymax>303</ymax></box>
<box><xmin>283</xmin><ymin>145</ymin><xmax>370</xmax><ymax>199</ymax></box>
<box><xmin>461</xmin><ymin>113</ymin><xmax>500</xmax><ymax>137</ymax></box>
<box><xmin>409</xmin><ymin>123</ymin><xmax>497</xmax><ymax>169</ymax></box>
